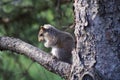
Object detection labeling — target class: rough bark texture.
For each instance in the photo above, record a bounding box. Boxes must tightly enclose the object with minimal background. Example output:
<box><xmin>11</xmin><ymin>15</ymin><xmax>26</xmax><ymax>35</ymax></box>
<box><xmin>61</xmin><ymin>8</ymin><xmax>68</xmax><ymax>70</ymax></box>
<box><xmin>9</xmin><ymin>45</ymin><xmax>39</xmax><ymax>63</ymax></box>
<box><xmin>0</xmin><ymin>37</ymin><xmax>71</xmax><ymax>79</ymax></box>
<box><xmin>71</xmin><ymin>0</ymin><xmax>120</xmax><ymax>80</ymax></box>
<box><xmin>95</xmin><ymin>0</ymin><xmax>120</xmax><ymax>79</ymax></box>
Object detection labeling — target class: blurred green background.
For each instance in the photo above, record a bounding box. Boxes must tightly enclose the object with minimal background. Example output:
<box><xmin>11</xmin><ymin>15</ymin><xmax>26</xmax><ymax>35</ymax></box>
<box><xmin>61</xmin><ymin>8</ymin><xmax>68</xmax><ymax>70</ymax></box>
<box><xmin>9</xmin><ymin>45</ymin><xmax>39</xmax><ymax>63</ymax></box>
<box><xmin>0</xmin><ymin>0</ymin><xmax>73</xmax><ymax>80</ymax></box>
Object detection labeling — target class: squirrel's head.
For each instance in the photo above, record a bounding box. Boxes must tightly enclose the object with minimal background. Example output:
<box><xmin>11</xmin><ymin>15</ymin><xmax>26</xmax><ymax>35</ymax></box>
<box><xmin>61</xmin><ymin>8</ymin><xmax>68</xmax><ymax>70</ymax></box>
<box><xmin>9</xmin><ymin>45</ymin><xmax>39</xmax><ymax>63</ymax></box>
<box><xmin>38</xmin><ymin>24</ymin><xmax>55</xmax><ymax>42</ymax></box>
<box><xmin>38</xmin><ymin>25</ymin><xmax>46</xmax><ymax>42</ymax></box>
<box><xmin>43</xmin><ymin>24</ymin><xmax>53</xmax><ymax>29</ymax></box>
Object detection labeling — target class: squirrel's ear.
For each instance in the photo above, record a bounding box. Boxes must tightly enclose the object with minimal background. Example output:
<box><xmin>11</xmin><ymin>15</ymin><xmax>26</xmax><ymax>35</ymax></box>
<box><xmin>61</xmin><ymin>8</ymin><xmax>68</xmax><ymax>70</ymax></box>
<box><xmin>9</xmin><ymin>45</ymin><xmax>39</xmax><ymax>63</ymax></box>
<box><xmin>40</xmin><ymin>26</ymin><xmax>46</xmax><ymax>30</ymax></box>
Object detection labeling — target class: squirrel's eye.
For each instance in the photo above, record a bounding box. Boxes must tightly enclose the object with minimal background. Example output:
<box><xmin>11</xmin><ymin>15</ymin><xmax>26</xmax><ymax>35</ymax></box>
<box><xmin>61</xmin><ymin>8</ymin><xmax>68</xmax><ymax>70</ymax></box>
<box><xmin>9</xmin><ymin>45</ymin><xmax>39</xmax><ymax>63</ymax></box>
<box><xmin>39</xmin><ymin>34</ymin><xmax>43</xmax><ymax>36</ymax></box>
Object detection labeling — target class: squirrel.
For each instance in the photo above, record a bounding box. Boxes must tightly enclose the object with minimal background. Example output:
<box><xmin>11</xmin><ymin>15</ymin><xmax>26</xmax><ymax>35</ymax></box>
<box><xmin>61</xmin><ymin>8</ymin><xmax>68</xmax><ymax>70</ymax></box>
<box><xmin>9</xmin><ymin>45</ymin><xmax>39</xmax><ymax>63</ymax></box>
<box><xmin>38</xmin><ymin>24</ymin><xmax>75</xmax><ymax>64</ymax></box>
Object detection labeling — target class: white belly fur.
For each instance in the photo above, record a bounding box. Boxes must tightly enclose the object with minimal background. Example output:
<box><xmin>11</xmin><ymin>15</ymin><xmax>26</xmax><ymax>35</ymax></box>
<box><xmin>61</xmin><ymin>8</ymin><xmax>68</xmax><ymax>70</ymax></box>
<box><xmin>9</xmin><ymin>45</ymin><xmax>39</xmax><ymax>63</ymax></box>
<box><xmin>51</xmin><ymin>47</ymin><xmax>58</xmax><ymax>56</ymax></box>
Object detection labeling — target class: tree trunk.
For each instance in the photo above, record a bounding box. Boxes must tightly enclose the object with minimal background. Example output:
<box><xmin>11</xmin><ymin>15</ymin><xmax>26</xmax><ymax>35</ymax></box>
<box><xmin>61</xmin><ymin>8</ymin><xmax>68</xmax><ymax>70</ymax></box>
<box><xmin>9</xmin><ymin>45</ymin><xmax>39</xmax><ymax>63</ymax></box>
<box><xmin>71</xmin><ymin>0</ymin><xmax>120</xmax><ymax>80</ymax></box>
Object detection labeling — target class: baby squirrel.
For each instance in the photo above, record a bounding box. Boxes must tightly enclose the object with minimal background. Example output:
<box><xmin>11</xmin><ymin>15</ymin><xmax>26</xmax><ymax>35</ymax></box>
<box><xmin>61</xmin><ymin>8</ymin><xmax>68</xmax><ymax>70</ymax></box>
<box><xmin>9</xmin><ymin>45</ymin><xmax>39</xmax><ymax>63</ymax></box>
<box><xmin>38</xmin><ymin>24</ymin><xmax>75</xmax><ymax>64</ymax></box>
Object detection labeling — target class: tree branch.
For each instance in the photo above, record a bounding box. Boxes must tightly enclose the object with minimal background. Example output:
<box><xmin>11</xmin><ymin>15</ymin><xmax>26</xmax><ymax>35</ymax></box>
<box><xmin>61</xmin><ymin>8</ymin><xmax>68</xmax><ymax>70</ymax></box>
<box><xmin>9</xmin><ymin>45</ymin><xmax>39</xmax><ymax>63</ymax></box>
<box><xmin>0</xmin><ymin>37</ymin><xmax>71</xmax><ymax>79</ymax></box>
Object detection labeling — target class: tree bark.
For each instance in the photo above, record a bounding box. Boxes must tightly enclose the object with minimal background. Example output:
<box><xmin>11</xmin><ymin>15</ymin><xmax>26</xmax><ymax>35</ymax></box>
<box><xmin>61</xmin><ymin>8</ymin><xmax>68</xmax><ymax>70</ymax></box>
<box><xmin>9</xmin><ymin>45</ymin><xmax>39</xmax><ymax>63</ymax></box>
<box><xmin>70</xmin><ymin>0</ymin><xmax>120</xmax><ymax>80</ymax></box>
